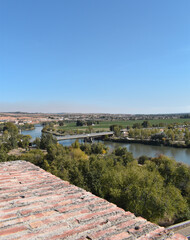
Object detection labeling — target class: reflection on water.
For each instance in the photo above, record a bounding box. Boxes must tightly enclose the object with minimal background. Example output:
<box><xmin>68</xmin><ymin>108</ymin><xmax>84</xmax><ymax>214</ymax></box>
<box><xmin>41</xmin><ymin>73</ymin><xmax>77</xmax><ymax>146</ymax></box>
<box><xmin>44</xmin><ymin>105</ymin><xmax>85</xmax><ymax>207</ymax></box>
<box><xmin>103</xmin><ymin>141</ymin><xmax>190</xmax><ymax>165</ymax></box>
<box><xmin>21</xmin><ymin>126</ymin><xmax>190</xmax><ymax>165</ymax></box>
<box><xmin>59</xmin><ymin>139</ymin><xmax>84</xmax><ymax>146</ymax></box>
<box><xmin>21</xmin><ymin>125</ymin><xmax>43</xmax><ymax>141</ymax></box>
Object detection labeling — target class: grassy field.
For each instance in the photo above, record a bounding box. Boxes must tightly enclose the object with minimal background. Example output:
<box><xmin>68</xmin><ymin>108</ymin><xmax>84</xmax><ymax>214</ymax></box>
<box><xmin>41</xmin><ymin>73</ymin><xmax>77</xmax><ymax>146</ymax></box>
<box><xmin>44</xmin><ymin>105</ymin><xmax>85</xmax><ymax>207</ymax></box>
<box><xmin>57</xmin><ymin>118</ymin><xmax>190</xmax><ymax>132</ymax></box>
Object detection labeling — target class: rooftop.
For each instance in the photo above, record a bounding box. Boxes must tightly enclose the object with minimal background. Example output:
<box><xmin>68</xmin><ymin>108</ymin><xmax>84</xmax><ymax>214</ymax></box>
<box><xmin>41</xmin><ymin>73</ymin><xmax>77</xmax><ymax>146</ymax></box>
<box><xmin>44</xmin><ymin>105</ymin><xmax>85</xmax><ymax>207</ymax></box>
<box><xmin>0</xmin><ymin>160</ymin><xmax>187</xmax><ymax>240</ymax></box>
<box><xmin>167</xmin><ymin>220</ymin><xmax>190</xmax><ymax>239</ymax></box>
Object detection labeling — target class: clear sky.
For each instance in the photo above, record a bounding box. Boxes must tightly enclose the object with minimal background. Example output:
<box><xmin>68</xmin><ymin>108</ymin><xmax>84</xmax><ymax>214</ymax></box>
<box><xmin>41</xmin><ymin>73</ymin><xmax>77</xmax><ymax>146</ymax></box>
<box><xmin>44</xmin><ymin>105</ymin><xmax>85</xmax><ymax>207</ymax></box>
<box><xmin>0</xmin><ymin>0</ymin><xmax>190</xmax><ymax>114</ymax></box>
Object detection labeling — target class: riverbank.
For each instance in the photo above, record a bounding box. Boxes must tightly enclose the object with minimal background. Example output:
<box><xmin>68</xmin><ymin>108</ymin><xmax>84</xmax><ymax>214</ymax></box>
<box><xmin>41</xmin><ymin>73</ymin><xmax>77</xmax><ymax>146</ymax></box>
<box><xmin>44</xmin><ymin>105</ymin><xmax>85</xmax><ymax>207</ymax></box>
<box><xmin>39</xmin><ymin>129</ymin><xmax>190</xmax><ymax>149</ymax></box>
<box><xmin>42</xmin><ymin>129</ymin><xmax>107</xmax><ymax>137</ymax></box>
<box><xmin>21</xmin><ymin>126</ymin><xmax>190</xmax><ymax>165</ymax></box>
<box><xmin>20</xmin><ymin>127</ymin><xmax>35</xmax><ymax>131</ymax></box>
<box><xmin>42</xmin><ymin>130</ymin><xmax>63</xmax><ymax>136</ymax></box>
<box><xmin>106</xmin><ymin>137</ymin><xmax>190</xmax><ymax>149</ymax></box>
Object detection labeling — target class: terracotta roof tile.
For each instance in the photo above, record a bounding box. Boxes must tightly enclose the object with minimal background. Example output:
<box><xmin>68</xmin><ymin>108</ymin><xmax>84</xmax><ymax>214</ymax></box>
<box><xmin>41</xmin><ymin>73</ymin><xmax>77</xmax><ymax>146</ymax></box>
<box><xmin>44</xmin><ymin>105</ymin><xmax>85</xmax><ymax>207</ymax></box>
<box><xmin>0</xmin><ymin>161</ymin><xmax>187</xmax><ymax>240</ymax></box>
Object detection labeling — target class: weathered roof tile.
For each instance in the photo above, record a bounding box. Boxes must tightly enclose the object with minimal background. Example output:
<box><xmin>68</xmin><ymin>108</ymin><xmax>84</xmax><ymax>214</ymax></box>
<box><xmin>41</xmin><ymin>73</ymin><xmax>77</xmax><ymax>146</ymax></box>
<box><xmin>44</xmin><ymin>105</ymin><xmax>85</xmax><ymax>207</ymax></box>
<box><xmin>0</xmin><ymin>161</ymin><xmax>187</xmax><ymax>240</ymax></box>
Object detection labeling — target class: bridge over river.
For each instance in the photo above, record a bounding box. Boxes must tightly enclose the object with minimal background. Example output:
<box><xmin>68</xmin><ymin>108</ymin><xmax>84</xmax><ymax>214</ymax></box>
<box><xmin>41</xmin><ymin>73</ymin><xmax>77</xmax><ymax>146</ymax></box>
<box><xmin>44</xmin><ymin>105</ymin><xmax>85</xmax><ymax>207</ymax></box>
<box><xmin>56</xmin><ymin>131</ymin><xmax>114</xmax><ymax>141</ymax></box>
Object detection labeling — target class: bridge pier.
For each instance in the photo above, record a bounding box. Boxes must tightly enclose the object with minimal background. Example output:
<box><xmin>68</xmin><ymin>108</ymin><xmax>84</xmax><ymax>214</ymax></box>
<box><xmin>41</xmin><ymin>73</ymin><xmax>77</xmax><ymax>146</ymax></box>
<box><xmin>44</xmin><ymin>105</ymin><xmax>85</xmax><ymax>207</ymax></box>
<box><xmin>84</xmin><ymin>137</ymin><xmax>93</xmax><ymax>143</ymax></box>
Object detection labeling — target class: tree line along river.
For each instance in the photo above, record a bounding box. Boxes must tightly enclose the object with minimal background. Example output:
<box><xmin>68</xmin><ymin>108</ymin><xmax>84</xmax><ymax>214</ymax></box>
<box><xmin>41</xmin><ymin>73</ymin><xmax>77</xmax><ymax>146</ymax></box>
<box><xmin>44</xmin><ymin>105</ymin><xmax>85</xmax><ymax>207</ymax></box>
<box><xmin>22</xmin><ymin>125</ymin><xmax>190</xmax><ymax>165</ymax></box>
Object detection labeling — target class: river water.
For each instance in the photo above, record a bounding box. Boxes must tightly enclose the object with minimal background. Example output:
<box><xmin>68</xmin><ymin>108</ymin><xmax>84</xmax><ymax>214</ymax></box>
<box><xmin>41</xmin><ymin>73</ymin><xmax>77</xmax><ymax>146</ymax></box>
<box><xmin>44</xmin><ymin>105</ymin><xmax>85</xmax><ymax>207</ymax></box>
<box><xmin>22</xmin><ymin>125</ymin><xmax>190</xmax><ymax>165</ymax></box>
<box><xmin>21</xmin><ymin>125</ymin><xmax>44</xmax><ymax>141</ymax></box>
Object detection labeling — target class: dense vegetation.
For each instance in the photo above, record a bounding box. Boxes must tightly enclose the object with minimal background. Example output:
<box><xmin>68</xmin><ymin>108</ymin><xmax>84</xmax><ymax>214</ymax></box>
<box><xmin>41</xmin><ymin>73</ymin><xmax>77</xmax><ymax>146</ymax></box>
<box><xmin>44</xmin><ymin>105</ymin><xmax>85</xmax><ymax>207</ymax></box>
<box><xmin>1</xmin><ymin>123</ymin><xmax>190</xmax><ymax>226</ymax></box>
<box><xmin>42</xmin><ymin>118</ymin><xmax>190</xmax><ymax>134</ymax></box>
<box><xmin>41</xmin><ymin>120</ymin><xmax>190</xmax><ymax>148</ymax></box>
<box><xmin>19</xmin><ymin>123</ymin><xmax>35</xmax><ymax>131</ymax></box>
<box><xmin>127</xmin><ymin>127</ymin><xmax>190</xmax><ymax>143</ymax></box>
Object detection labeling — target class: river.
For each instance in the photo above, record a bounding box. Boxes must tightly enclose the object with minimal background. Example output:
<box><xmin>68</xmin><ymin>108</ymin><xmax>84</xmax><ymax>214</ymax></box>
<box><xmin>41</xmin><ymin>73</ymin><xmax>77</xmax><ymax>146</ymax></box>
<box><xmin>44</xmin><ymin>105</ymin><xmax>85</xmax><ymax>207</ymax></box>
<box><xmin>22</xmin><ymin>125</ymin><xmax>190</xmax><ymax>165</ymax></box>
<box><xmin>21</xmin><ymin>125</ymin><xmax>44</xmax><ymax>141</ymax></box>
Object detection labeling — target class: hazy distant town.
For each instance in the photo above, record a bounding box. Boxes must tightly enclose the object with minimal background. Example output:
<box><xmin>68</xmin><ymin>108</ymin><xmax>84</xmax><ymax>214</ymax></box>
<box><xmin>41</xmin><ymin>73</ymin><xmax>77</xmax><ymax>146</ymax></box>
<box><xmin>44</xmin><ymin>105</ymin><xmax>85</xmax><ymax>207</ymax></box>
<box><xmin>1</xmin><ymin>111</ymin><xmax>190</xmax><ymax>124</ymax></box>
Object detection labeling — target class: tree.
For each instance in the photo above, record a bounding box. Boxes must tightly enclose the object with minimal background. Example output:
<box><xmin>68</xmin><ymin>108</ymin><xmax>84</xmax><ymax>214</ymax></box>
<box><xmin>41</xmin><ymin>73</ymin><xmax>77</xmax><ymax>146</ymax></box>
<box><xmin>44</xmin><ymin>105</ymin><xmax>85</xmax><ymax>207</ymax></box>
<box><xmin>3</xmin><ymin>122</ymin><xmax>18</xmax><ymax>135</ymax></box>
<box><xmin>20</xmin><ymin>149</ymin><xmax>45</xmax><ymax>168</ymax></box>
<box><xmin>91</xmin><ymin>142</ymin><xmax>108</xmax><ymax>154</ymax></box>
<box><xmin>159</xmin><ymin>123</ymin><xmax>165</xmax><ymax>127</ymax></box>
<box><xmin>165</xmin><ymin>129</ymin><xmax>175</xmax><ymax>141</ymax></box>
<box><xmin>3</xmin><ymin>122</ymin><xmax>19</xmax><ymax>149</ymax></box>
<box><xmin>58</xmin><ymin>121</ymin><xmax>64</xmax><ymax>126</ymax></box>
<box><xmin>114</xmin><ymin>147</ymin><xmax>134</xmax><ymax>166</ymax></box>
<box><xmin>33</xmin><ymin>137</ymin><xmax>41</xmax><ymax>149</ymax></box>
<box><xmin>110</xmin><ymin>125</ymin><xmax>122</xmax><ymax>137</ymax></box>
<box><xmin>80</xmin><ymin>143</ymin><xmax>92</xmax><ymax>155</ymax></box>
<box><xmin>151</xmin><ymin>155</ymin><xmax>177</xmax><ymax>185</ymax></box>
<box><xmin>46</xmin><ymin>143</ymin><xmax>66</xmax><ymax>162</ymax></box>
<box><xmin>138</xmin><ymin>155</ymin><xmax>149</xmax><ymax>165</ymax></box>
<box><xmin>142</xmin><ymin>120</ymin><xmax>151</xmax><ymax>128</ymax></box>
<box><xmin>87</xmin><ymin>126</ymin><xmax>93</xmax><ymax>133</ymax></box>
<box><xmin>40</xmin><ymin>133</ymin><xmax>57</xmax><ymax>149</ymax></box>
<box><xmin>132</xmin><ymin>123</ymin><xmax>141</xmax><ymax>129</ymax></box>
<box><xmin>101</xmin><ymin>162</ymin><xmax>188</xmax><ymax>224</ymax></box>
<box><xmin>70</xmin><ymin>148</ymin><xmax>88</xmax><ymax>160</ymax></box>
<box><xmin>87</xmin><ymin>121</ymin><xmax>93</xmax><ymax>126</ymax></box>
<box><xmin>20</xmin><ymin>123</ymin><xmax>34</xmax><ymax>130</ymax></box>
<box><xmin>0</xmin><ymin>145</ymin><xmax>8</xmax><ymax>162</ymax></box>
<box><xmin>18</xmin><ymin>135</ymin><xmax>32</xmax><ymax>150</ymax></box>
<box><xmin>76</xmin><ymin>120</ymin><xmax>84</xmax><ymax>126</ymax></box>
<box><xmin>72</xmin><ymin>140</ymin><xmax>80</xmax><ymax>148</ymax></box>
<box><xmin>85</xmin><ymin>155</ymin><xmax>109</xmax><ymax>197</ymax></box>
<box><xmin>184</xmin><ymin>129</ymin><xmax>190</xmax><ymax>144</ymax></box>
<box><xmin>151</xmin><ymin>132</ymin><xmax>167</xmax><ymax>142</ymax></box>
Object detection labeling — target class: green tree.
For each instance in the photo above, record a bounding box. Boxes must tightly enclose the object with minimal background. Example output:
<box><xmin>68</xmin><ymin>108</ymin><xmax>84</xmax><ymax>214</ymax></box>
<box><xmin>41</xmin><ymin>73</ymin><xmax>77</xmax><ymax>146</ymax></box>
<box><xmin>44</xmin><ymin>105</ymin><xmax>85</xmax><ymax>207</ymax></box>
<box><xmin>113</xmin><ymin>147</ymin><xmax>134</xmax><ymax>166</ymax></box>
<box><xmin>87</xmin><ymin>126</ymin><xmax>93</xmax><ymax>133</ymax></box>
<box><xmin>184</xmin><ymin>129</ymin><xmax>190</xmax><ymax>144</ymax></box>
<box><xmin>72</xmin><ymin>140</ymin><xmax>80</xmax><ymax>148</ymax></box>
<box><xmin>18</xmin><ymin>135</ymin><xmax>32</xmax><ymax>149</ymax></box>
<box><xmin>110</xmin><ymin>125</ymin><xmax>122</xmax><ymax>137</ymax></box>
<box><xmin>3</xmin><ymin>122</ymin><xmax>19</xmax><ymax>149</ymax></box>
<box><xmin>102</xmin><ymin>162</ymin><xmax>188</xmax><ymax>224</ymax></box>
<box><xmin>142</xmin><ymin>120</ymin><xmax>151</xmax><ymax>128</ymax></box>
<box><xmin>76</xmin><ymin>120</ymin><xmax>84</xmax><ymax>126</ymax></box>
<box><xmin>33</xmin><ymin>137</ymin><xmax>41</xmax><ymax>149</ymax></box>
<box><xmin>20</xmin><ymin>149</ymin><xmax>45</xmax><ymax>168</ymax></box>
<box><xmin>80</xmin><ymin>143</ymin><xmax>92</xmax><ymax>155</ymax></box>
<box><xmin>40</xmin><ymin>133</ymin><xmax>57</xmax><ymax>149</ymax></box>
<box><xmin>132</xmin><ymin>123</ymin><xmax>141</xmax><ymax>129</ymax></box>
<box><xmin>91</xmin><ymin>142</ymin><xmax>108</xmax><ymax>154</ymax></box>
<box><xmin>0</xmin><ymin>145</ymin><xmax>8</xmax><ymax>162</ymax></box>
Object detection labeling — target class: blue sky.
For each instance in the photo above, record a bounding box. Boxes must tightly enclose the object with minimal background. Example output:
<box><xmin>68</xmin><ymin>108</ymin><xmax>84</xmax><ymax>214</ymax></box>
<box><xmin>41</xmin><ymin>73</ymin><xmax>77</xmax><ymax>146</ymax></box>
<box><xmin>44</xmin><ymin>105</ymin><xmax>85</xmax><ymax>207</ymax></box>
<box><xmin>0</xmin><ymin>0</ymin><xmax>189</xmax><ymax>114</ymax></box>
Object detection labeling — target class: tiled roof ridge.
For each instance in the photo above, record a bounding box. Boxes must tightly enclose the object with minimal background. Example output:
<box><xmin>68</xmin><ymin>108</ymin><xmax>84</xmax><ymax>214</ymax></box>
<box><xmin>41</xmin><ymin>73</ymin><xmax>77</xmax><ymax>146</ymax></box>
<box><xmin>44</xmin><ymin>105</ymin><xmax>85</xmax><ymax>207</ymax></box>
<box><xmin>0</xmin><ymin>160</ymin><xmax>187</xmax><ymax>240</ymax></box>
